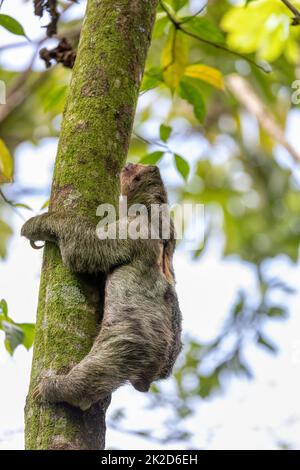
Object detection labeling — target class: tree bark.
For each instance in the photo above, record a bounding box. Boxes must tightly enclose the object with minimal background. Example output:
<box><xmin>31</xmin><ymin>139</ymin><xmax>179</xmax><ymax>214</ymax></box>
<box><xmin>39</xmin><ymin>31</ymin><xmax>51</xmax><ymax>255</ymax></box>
<box><xmin>25</xmin><ymin>0</ymin><xmax>158</xmax><ymax>450</ymax></box>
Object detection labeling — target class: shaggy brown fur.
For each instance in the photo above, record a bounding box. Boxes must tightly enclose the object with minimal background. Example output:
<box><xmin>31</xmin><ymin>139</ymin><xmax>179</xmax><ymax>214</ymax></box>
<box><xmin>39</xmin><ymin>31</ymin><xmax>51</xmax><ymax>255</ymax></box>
<box><xmin>21</xmin><ymin>164</ymin><xmax>182</xmax><ymax>410</ymax></box>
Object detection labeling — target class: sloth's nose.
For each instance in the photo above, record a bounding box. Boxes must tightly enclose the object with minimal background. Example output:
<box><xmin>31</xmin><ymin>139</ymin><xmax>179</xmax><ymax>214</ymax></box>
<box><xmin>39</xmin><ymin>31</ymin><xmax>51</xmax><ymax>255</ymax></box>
<box><xmin>124</xmin><ymin>163</ymin><xmax>136</xmax><ymax>171</ymax></box>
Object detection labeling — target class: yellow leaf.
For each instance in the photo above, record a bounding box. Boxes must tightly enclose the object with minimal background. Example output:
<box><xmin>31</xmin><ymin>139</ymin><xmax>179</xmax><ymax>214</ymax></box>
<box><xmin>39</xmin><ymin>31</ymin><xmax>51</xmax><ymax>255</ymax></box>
<box><xmin>259</xmin><ymin>126</ymin><xmax>274</xmax><ymax>154</ymax></box>
<box><xmin>184</xmin><ymin>64</ymin><xmax>225</xmax><ymax>90</ymax></box>
<box><xmin>258</xmin><ymin>22</ymin><xmax>286</xmax><ymax>61</ymax></box>
<box><xmin>285</xmin><ymin>33</ymin><xmax>299</xmax><ymax>63</ymax></box>
<box><xmin>0</xmin><ymin>139</ymin><xmax>13</xmax><ymax>184</ymax></box>
<box><xmin>0</xmin><ymin>219</ymin><xmax>13</xmax><ymax>259</ymax></box>
<box><xmin>161</xmin><ymin>28</ymin><xmax>188</xmax><ymax>91</ymax></box>
<box><xmin>221</xmin><ymin>0</ymin><xmax>300</xmax><ymax>63</ymax></box>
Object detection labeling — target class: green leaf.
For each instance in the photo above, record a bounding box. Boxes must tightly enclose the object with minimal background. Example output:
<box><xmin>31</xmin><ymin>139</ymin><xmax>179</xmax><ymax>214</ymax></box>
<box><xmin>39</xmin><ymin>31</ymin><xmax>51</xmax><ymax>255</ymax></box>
<box><xmin>0</xmin><ymin>299</ymin><xmax>35</xmax><ymax>353</ymax></box>
<box><xmin>44</xmin><ymin>85</ymin><xmax>67</xmax><ymax>113</ymax></box>
<box><xmin>150</xmin><ymin>383</ymin><xmax>160</xmax><ymax>394</ymax></box>
<box><xmin>220</xmin><ymin>1</ymin><xmax>297</xmax><ymax>62</ymax></box>
<box><xmin>0</xmin><ymin>219</ymin><xmax>13</xmax><ymax>259</ymax></box>
<box><xmin>0</xmin><ymin>14</ymin><xmax>26</xmax><ymax>37</ymax></box>
<box><xmin>141</xmin><ymin>68</ymin><xmax>163</xmax><ymax>92</ymax></box>
<box><xmin>170</xmin><ymin>0</ymin><xmax>188</xmax><ymax>11</ymax></box>
<box><xmin>135</xmin><ymin>430</ymin><xmax>151</xmax><ymax>438</ymax></box>
<box><xmin>0</xmin><ymin>317</ymin><xmax>35</xmax><ymax>354</ymax></box>
<box><xmin>160</xmin><ymin>124</ymin><xmax>172</xmax><ymax>142</ymax></box>
<box><xmin>174</xmin><ymin>154</ymin><xmax>190</xmax><ymax>180</ymax></box>
<box><xmin>181</xmin><ymin>16</ymin><xmax>225</xmax><ymax>44</ymax></box>
<box><xmin>19</xmin><ymin>323</ymin><xmax>35</xmax><ymax>350</ymax></box>
<box><xmin>0</xmin><ymin>138</ymin><xmax>14</xmax><ymax>183</ymax></box>
<box><xmin>198</xmin><ymin>372</ymin><xmax>220</xmax><ymax>398</ymax></box>
<box><xmin>2</xmin><ymin>320</ymin><xmax>24</xmax><ymax>355</ymax></box>
<box><xmin>267</xmin><ymin>306</ymin><xmax>287</xmax><ymax>318</ymax></box>
<box><xmin>162</xmin><ymin>0</ymin><xmax>188</xmax><ymax>12</ymax></box>
<box><xmin>177</xmin><ymin>405</ymin><xmax>192</xmax><ymax>418</ymax></box>
<box><xmin>0</xmin><ymin>299</ymin><xmax>8</xmax><ymax>318</ymax></box>
<box><xmin>257</xmin><ymin>333</ymin><xmax>277</xmax><ymax>354</ymax></box>
<box><xmin>152</xmin><ymin>14</ymin><xmax>170</xmax><ymax>39</ymax></box>
<box><xmin>161</xmin><ymin>28</ymin><xmax>188</xmax><ymax>91</ymax></box>
<box><xmin>41</xmin><ymin>200</ymin><xmax>49</xmax><ymax>210</ymax></box>
<box><xmin>140</xmin><ymin>151</ymin><xmax>164</xmax><ymax>165</ymax></box>
<box><xmin>179</xmin><ymin>78</ymin><xmax>206</xmax><ymax>122</ymax></box>
<box><xmin>12</xmin><ymin>202</ymin><xmax>32</xmax><ymax>210</ymax></box>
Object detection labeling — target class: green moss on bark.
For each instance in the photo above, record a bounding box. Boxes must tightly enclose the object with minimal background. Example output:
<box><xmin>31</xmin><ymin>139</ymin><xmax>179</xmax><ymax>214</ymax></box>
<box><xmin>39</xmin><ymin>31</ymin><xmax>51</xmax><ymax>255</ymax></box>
<box><xmin>25</xmin><ymin>0</ymin><xmax>158</xmax><ymax>450</ymax></box>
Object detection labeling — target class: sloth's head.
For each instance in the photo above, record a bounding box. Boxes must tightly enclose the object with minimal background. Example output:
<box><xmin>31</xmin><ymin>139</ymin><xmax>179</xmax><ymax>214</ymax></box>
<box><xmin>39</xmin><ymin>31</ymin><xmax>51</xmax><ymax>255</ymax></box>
<box><xmin>120</xmin><ymin>163</ymin><xmax>167</xmax><ymax>208</ymax></box>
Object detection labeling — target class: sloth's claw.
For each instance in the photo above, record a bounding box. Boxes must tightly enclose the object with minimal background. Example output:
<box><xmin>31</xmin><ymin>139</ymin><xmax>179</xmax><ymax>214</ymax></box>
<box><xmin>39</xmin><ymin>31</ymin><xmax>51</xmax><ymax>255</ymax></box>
<box><xmin>32</xmin><ymin>383</ymin><xmax>43</xmax><ymax>401</ymax></box>
<box><xmin>30</xmin><ymin>240</ymin><xmax>45</xmax><ymax>250</ymax></box>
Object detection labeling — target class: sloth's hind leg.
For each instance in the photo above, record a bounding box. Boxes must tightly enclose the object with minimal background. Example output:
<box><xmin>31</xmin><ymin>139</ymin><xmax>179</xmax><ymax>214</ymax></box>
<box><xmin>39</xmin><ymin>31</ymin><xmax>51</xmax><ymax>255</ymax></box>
<box><xmin>33</xmin><ymin>351</ymin><xmax>125</xmax><ymax>411</ymax></box>
<box><xmin>33</xmin><ymin>323</ymin><xmax>162</xmax><ymax>409</ymax></box>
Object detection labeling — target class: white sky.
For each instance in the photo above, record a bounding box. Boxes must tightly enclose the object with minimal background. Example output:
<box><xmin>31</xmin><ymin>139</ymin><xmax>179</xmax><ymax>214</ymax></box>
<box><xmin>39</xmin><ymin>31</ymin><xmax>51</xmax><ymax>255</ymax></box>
<box><xmin>0</xmin><ymin>0</ymin><xmax>300</xmax><ymax>451</ymax></box>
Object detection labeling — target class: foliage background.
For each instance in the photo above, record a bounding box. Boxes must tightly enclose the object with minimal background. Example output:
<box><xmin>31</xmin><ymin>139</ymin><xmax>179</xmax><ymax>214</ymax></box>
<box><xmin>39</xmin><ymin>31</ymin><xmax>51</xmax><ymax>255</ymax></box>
<box><xmin>1</xmin><ymin>0</ymin><xmax>300</xmax><ymax>449</ymax></box>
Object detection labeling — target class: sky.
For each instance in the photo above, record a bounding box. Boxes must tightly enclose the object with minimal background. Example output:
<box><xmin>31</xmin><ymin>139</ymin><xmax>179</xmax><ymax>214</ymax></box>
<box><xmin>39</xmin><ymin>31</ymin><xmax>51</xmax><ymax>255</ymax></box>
<box><xmin>1</xmin><ymin>0</ymin><xmax>300</xmax><ymax>450</ymax></box>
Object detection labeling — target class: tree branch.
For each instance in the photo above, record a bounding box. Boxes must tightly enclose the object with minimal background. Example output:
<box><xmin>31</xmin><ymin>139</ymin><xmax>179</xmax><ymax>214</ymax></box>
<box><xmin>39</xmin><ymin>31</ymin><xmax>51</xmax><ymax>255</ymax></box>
<box><xmin>280</xmin><ymin>0</ymin><xmax>300</xmax><ymax>24</ymax></box>
<box><xmin>159</xmin><ymin>0</ymin><xmax>271</xmax><ymax>73</ymax></box>
<box><xmin>0</xmin><ymin>37</ymin><xmax>53</xmax><ymax>124</ymax></box>
<box><xmin>0</xmin><ymin>189</ymin><xmax>26</xmax><ymax>221</ymax></box>
<box><xmin>226</xmin><ymin>74</ymin><xmax>300</xmax><ymax>164</ymax></box>
<box><xmin>179</xmin><ymin>3</ymin><xmax>207</xmax><ymax>25</ymax></box>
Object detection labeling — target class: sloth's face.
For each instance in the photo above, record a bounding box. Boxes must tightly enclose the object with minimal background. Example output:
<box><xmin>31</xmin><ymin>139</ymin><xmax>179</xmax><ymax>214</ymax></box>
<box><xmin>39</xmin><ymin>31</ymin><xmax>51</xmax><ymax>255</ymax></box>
<box><xmin>120</xmin><ymin>163</ymin><xmax>157</xmax><ymax>196</ymax></box>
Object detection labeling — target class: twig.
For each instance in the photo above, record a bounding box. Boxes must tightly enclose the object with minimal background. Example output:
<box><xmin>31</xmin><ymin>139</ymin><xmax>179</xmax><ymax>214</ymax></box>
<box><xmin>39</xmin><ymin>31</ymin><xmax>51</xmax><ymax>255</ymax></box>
<box><xmin>0</xmin><ymin>2</ymin><xmax>79</xmax><ymax>53</ymax></box>
<box><xmin>180</xmin><ymin>26</ymin><xmax>270</xmax><ymax>73</ymax></box>
<box><xmin>0</xmin><ymin>39</ymin><xmax>50</xmax><ymax>123</ymax></box>
<box><xmin>160</xmin><ymin>0</ymin><xmax>180</xmax><ymax>27</ymax></box>
<box><xmin>159</xmin><ymin>0</ymin><xmax>271</xmax><ymax>73</ymax></box>
<box><xmin>133</xmin><ymin>131</ymin><xmax>169</xmax><ymax>150</ymax></box>
<box><xmin>6</xmin><ymin>41</ymin><xmax>42</xmax><ymax>98</ymax></box>
<box><xmin>179</xmin><ymin>3</ymin><xmax>207</xmax><ymax>25</ymax></box>
<box><xmin>0</xmin><ymin>71</ymin><xmax>48</xmax><ymax>124</ymax></box>
<box><xmin>0</xmin><ymin>188</ymin><xmax>10</xmax><ymax>205</ymax></box>
<box><xmin>280</xmin><ymin>0</ymin><xmax>300</xmax><ymax>24</ymax></box>
<box><xmin>0</xmin><ymin>189</ymin><xmax>26</xmax><ymax>221</ymax></box>
<box><xmin>0</xmin><ymin>41</ymin><xmax>29</xmax><ymax>52</ymax></box>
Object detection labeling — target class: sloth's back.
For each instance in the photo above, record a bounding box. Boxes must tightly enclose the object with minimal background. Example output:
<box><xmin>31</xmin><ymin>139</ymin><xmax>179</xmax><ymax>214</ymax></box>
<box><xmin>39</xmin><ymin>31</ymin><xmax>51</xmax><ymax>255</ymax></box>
<box><xmin>102</xmin><ymin>260</ymin><xmax>182</xmax><ymax>385</ymax></box>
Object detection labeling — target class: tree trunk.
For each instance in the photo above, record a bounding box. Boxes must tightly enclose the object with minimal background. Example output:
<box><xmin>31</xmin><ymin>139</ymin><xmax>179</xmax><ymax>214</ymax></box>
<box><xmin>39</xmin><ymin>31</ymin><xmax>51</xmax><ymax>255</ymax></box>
<box><xmin>25</xmin><ymin>0</ymin><xmax>158</xmax><ymax>450</ymax></box>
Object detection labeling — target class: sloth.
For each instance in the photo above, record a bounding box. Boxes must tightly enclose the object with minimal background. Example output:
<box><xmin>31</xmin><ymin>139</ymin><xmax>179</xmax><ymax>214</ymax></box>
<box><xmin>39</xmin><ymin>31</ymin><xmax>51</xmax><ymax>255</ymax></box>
<box><xmin>21</xmin><ymin>163</ymin><xmax>182</xmax><ymax>411</ymax></box>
